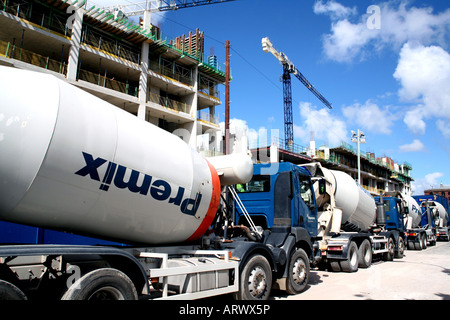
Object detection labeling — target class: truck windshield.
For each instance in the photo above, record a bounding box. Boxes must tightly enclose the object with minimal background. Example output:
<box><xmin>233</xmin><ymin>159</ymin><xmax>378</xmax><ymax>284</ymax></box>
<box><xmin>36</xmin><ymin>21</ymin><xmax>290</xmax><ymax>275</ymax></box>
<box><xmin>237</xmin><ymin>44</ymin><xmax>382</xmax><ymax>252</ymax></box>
<box><xmin>236</xmin><ymin>175</ymin><xmax>270</xmax><ymax>193</ymax></box>
<box><xmin>299</xmin><ymin>177</ymin><xmax>314</xmax><ymax>206</ymax></box>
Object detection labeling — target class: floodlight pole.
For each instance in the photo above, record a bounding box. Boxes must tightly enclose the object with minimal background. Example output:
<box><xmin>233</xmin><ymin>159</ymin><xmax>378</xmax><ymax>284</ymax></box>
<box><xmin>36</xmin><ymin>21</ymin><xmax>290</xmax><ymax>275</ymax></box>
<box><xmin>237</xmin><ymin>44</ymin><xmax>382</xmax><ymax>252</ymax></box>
<box><xmin>351</xmin><ymin>129</ymin><xmax>366</xmax><ymax>185</ymax></box>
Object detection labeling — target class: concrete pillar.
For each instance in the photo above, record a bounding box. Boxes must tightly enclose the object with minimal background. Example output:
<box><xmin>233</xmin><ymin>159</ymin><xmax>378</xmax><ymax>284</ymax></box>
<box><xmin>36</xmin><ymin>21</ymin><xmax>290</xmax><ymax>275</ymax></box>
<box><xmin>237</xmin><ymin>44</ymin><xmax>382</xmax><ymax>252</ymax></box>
<box><xmin>187</xmin><ymin>65</ymin><xmax>198</xmax><ymax>148</ymax></box>
<box><xmin>137</xmin><ymin>10</ymin><xmax>151</xmax><ymax>120</ymax></box>
<box><xmin>66</xmin><ymin>8</ymin><xmax>83</xmax><ymax>81</ymax></box>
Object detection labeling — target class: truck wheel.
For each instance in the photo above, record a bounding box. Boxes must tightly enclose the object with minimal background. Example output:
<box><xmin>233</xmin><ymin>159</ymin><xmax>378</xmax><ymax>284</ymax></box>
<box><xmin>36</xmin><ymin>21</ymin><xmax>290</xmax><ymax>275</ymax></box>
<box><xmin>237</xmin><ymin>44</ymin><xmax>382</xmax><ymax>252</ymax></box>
<box><xmin>421</xmin><ymin>234</ymin><xmax>427</xmax><ymax>249</ymax></box>
<box><xmin>285</xmin><ymin>248</ymin><xmax>309</xmax><ymax>295</ymax></box>
<box><xmin>0</xmin><ymin>280</ymin><xmax>27</xmax><ymax>300</ymax></box>
<box><xmin>234</xmin><ymin>254</ymin><xmax>272</xmax><ymax>300</ymax></box>
<box><xmin>395</xmin><ymin>237</ymin><xmax>405</xmax><ymax>259</ymax></box>
<box><xmin>61</xmin><ymin>268</ymin><xmax>138</xmax><ymax>300</ymax></box>
<box><xmin>358</xmin><ymin>239</ymin><xmax>372</xmax><ymax>268</ymax></box>
<box><xmin>414</xmin><ymin>239</ymin><xmax>423</xmax><ymax>251</ymax></box>
<box><xmin>407</xmin><ymin>240</ymin><xmax>415</xmax><ymax>250</ymax></box>
<box><xmin>383</xmin><ymin>237</ymin><xmax>395</xmax><ymax>261</ymax></box>
<box><xmin>340</xmin><ymin>241</ymin><xmax>359</xmax><ymax>273</ymax></box>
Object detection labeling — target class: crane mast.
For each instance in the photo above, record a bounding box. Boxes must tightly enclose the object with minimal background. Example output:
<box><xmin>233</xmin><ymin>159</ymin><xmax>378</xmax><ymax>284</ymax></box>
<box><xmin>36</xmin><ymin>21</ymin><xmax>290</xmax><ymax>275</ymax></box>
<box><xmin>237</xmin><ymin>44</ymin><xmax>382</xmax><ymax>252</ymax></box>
<box><xmin>262</xmin><ymin>37</ymin><xmax>332</xmax><ymax>151</ymax></box>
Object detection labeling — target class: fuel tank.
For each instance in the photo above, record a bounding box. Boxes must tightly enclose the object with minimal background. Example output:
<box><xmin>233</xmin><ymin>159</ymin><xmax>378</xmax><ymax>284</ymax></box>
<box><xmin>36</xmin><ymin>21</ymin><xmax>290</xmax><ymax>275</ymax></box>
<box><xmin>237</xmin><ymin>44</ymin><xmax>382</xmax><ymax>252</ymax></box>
<box><xmin>0</xmin><ymin>66</ymin><xmax>231</xmax><ymax>245</ymax></box>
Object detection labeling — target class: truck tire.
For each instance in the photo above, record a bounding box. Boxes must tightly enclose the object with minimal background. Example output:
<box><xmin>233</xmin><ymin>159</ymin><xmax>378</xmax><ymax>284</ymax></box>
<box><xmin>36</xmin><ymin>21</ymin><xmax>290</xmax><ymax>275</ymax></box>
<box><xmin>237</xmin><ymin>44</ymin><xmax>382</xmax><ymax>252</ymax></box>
<box><xmin>414</xmin><ymin>239</ymin><xmax>423</xmax><ymax>251</ymax></box>
<box><xmin>0</xmin><ymin>280</ymin><xmax>27</xmax><ymax>300</ymax></box>
<box><xmin>233</xmin><ymin>254</ymin><xmax>272</xmax><ymax>300</ymax></box>
<box><xmin>395</xmin><ymin>237</ymin><xmax>405</xmax><ymax>259</ymax></box>
<box><xmin>330</xmin><ymin>241</ymin><xmax>359</xmax><ymax>273</ymax></box>
<box><xmin>421</xmin><ymin>234</ymin><xmax>427</xmax><ymax>249</ymax></box>
<box><xmin>285</xmin><ymin>248</ymin><xmax>309</xmax><ymax>295</ymax></box>
<box><xmin>358</xmin><ymin>239</ymin><xmax>372</xmax><ymax>268</ymax></box>
<box><xmin>341</xmin><ymin>241</ymin><xmax>359</xmax><ymax>272</ymax></box>
<box><xmin>61</xmin><ymin>268</ymin><xmax>138</xmax><ymax>300</ymax></box>
<box><xmin>383</xmin><ymin>237</ymin><xmax>395</xmax><ymax>261</ymax></box>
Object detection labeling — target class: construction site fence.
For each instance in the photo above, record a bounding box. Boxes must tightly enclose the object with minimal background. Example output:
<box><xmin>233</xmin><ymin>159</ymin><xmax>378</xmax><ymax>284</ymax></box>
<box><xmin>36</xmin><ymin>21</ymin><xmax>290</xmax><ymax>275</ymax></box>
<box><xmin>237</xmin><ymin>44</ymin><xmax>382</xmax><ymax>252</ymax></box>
<box><xmin>0</xmin><ymin>39</ymin><xmax>67</xmax><ymax>75</ymax></box>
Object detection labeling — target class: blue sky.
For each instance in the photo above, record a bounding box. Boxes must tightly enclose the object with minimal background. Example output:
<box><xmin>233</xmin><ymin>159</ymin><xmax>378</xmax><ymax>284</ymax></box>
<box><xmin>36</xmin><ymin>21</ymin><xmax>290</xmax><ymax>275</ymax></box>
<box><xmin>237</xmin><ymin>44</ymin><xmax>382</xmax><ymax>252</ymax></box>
<box><xmin>91</xmin><ymin>0</ymin><xmax>450</xmax><ymax>195</ymax></box>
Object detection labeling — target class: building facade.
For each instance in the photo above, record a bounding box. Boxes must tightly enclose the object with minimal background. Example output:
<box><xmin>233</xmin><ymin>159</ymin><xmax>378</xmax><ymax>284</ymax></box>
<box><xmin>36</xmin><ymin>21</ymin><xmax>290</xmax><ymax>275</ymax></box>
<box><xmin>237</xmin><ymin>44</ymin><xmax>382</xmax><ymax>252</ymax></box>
<box><xmin>424</xmin><ymin>185</ymin><xmax>450</xmax><ymax>209</ymax></box>
<box><xmin>251</xmin><ymin>136</ymin><xmax>414</xmax><ymax>196</ymax></box>
<box><xmin>0</xmin><ymin>0</ymin><xmax>225</xmax><ymax>152</ymax></box>
<box><xmin>315</xmin><ymin>142</ymin><xmax>413</xmax><ymax>196</ymax></box>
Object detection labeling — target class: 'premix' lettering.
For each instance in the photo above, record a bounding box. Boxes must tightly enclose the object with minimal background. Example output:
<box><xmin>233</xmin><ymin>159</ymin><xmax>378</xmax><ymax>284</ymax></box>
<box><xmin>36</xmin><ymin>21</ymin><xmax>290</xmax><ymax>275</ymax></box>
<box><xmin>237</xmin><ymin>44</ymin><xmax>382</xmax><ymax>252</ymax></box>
<box><xmin>75</xmin><ymin>152</ymin><xmax>202</xmax><ymax>216</ymax></box>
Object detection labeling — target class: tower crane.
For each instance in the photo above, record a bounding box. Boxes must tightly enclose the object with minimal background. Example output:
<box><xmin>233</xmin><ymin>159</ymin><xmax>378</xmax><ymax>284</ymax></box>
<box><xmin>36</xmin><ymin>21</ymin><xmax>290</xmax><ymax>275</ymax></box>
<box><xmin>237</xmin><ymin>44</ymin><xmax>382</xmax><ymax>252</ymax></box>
<box><xmin>262</xmin><ymin>37</ymin><xmax>332</xmax><ymax>151</ymax></box>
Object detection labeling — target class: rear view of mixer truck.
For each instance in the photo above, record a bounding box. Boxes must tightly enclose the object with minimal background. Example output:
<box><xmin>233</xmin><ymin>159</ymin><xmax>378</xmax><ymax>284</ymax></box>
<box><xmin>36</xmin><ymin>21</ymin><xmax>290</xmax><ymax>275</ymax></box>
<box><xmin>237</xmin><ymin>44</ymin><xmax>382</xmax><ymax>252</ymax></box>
<box><xmin>413</xmin><ymin>195</ymin><xmax>449</xmax><ymax>242</ymax></box>
<box><xmin>237</xmin><ymin>162</ymin><xmax>404</xmax><ymax>275</ymax></box>
<box><xmin>375</xmin><ymin>192</ymin><xmax>437</xmax><ymax>251</ymax></box>
<box><xmin>0</xmin><ymin>67</ymin><xmax>316</xmax><ymax>300</ymax></box>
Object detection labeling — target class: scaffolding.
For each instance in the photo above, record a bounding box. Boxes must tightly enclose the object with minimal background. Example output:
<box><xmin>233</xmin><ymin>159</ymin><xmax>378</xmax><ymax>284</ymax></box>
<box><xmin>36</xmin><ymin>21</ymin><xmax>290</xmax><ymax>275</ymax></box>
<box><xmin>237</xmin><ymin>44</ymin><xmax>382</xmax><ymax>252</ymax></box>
<box><xmin>170</xmin><ymin>29</ymin><xmax>204</xmax><ymax>62</ymax></box>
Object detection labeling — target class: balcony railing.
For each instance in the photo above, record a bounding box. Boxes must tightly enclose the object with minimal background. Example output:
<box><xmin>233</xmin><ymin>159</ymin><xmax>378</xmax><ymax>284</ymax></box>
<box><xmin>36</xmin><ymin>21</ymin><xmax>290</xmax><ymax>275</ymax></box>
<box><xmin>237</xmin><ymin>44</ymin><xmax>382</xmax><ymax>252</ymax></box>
<box><xmin>82</xmin><ymin>27</ymin><xmax>141</xmax><ymax>65</ymax></box>
<box><xmin>0</xmin><ymin>39</ymin><xmax>67</xmax><ymax>75</ymax></box>
<box><xmin>1</xmin><ymin>0</ymin><xmax>72</xmax><ymax>38</ymax></box>
<box><xmin>148</xmin><ymin>92</ymin><xmax>190</xmax><ymax>113</ymax></box>
<box><xmin>149</xmin><ymin>59</ymin><xmax>194</xmax><ymax>87</ymax></box>
<box><xmin>197</xmin><ymin>110</ymin><xmax>219</xmax><ymax>125</ymax></box>
<box><xmin>77</xmin><ymin>69</ymin><xmax>137</xmax><ymax>97</ymax></box>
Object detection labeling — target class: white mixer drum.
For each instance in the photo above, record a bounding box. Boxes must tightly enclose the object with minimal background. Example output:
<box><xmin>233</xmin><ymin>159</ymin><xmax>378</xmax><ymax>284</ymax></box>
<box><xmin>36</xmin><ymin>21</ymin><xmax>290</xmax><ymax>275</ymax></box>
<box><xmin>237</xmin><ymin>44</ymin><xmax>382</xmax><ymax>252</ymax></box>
<box><xmin>431</xmin><ymin>202</ymin><xmax>449</xmax><ymax>228</ymax></box>
<box><xmin>0</xmin><ymin>67</ymin><xmax>223</xmax><ymax>245</ymax></box>
<box><xmin>403</xmin><ymin>195</ymin><xmax>422</xmax><ymax>228</ymax></box>
<box><xmin>330</xmin><ymin>170</ymin><xmax>376</xmax><ymax>231</ymax></box>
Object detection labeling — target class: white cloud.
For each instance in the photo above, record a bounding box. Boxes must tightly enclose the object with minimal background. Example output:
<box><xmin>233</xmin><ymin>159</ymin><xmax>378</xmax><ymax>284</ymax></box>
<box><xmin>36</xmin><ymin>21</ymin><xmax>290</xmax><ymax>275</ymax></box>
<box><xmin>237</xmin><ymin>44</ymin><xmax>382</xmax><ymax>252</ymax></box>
<box><xmin>317</xmin><ymin>1</ymin><xmax>450</xmax><ymax>63</ymax></box>
<box><xmin>402</xmin><ymin>107</ymin><xmax>426</xmax><ymax>135</ymax></box>
<box><xmin>313</xmin><ymin>0</ymin><xmax>357</xmax><ymax>20</ymax></box>
<box><xmin>412</xmin><ymin>172</ymin><xmax>444</xmax><ymax>195</ymax></box>
<box><xmin>437</xmin><ymin>120</ymin><xmax>450</xmax><ymax>138</ymax></box>
<box><xmin>294</xmin><ymin>102</ymin><xmax>347</xmax><ymax>146</ymax></box>
<box><xmin>394</xmin><ymin>43</ymin><xmax>450</xmax><ymax>137</ymax></box>
<box><xmin>342</xmin><ymin>101</ymin><xmax>394</xmax><ymax>134</ymax></box>
<box><xmin>321</xmin><ymin>19</ymin><xmax>373</xmax><ymax>63</ymax></box>
<box><xmin>399</xmin><ymin>139</ymin><xmax>424</xmax><ymax>153</ymax></box>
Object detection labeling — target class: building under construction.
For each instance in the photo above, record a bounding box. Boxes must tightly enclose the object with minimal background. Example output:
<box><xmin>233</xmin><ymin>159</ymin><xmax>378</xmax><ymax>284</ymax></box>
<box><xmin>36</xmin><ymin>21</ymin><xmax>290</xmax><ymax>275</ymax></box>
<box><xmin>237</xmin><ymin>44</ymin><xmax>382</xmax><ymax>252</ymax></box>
<box><xmin>251</xmin><ymin>137</ymin><xmax>414</xmax><ymax>196</ymax></box>
<box><xmin>0</xmin><ymin>0</ymin><xmax>226</xmax><ymax>153</ymax></box>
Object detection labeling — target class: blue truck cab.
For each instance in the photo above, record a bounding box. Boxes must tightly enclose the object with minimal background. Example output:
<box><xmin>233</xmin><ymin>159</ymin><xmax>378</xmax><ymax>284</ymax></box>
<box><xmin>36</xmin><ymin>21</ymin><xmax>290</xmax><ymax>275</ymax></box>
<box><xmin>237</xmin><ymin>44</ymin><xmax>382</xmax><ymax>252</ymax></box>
<box><xmin>377</xmin><ymin>194</ymin><xmax>436</xmax><ymax>250</ymax></box>
<box><xmin>232</xmin><ymin>162</ymin><xmax>317</xmax><ymax>294</ymax></box>
<box><xmin>375</xmin><ymin>196</ymin><xmax>404</xmax><ymax>231</ymax></box>
<box><xmin>236</xmin><ymin>162</ymin><xmax>318</xmax><ymax>236</ymax></box>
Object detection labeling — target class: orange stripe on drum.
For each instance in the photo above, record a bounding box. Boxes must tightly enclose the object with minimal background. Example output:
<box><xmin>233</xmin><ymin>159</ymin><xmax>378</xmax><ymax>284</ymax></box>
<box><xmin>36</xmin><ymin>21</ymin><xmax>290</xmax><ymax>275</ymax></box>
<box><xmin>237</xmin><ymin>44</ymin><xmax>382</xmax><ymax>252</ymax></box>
<box><xmin>185</xmin><ymin>160</ymin><xmax>221</xmax><ymax>242</ymax></box>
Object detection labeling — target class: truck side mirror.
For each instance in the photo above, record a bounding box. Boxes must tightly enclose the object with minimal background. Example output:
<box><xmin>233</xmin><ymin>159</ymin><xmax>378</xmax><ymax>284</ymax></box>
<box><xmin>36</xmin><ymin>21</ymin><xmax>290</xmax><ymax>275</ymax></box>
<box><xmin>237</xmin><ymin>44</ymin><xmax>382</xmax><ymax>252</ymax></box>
<box><xmin>319</xmin><ymin>179</ymin><xmax>326</xmax><ymax>195</ymax></box>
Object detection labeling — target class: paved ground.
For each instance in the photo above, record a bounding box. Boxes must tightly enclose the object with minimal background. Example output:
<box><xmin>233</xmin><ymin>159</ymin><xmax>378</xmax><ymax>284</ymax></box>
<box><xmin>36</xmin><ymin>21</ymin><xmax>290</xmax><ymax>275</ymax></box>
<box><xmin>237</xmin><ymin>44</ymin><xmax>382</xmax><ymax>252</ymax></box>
<box><xmin>272</xmin><ymin>241</ymin><xmax>450</xmax><ymax>300</ymax></box>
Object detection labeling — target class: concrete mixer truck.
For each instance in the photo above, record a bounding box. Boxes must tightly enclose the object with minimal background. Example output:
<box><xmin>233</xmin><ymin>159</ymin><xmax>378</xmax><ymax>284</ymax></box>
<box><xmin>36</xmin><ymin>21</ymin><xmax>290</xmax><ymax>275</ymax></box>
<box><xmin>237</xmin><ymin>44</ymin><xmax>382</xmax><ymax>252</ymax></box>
<box><xmin>413</xmin><ymin>195</ymin><xmax>449</xmax><ymax>242</ymax></box>
<box><xmin>236</xmin><ymin>162</ymin><xmax>401</xmax><ymax>276</ymax></box>
<box><xmin>374</xmin><ymin>192</ymin><xmax>435</xmax><ymax>251</ymax></box>
<box><xmin>0</xmin><ymin>66</ymin><xmax>315</xmax><ymax>300</ymax></box>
